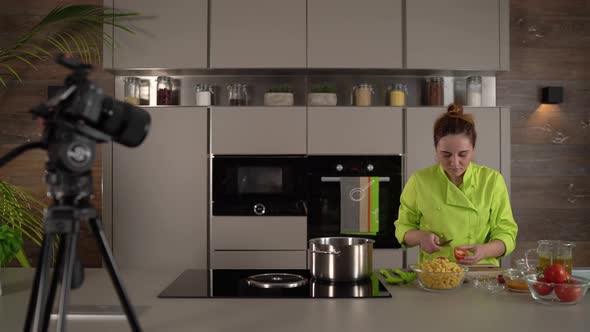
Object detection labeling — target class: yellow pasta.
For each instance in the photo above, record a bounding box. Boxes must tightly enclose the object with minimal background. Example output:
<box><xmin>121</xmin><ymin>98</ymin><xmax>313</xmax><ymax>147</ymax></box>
<box><xmin>415</xmin><ymin>257</ymin><xmax>465</xmax><ymax>289</ymax></box>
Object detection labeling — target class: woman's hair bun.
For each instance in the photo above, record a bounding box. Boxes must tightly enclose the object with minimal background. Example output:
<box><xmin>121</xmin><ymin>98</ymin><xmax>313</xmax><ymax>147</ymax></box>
<box><xmin>447</xmin><ymin>103</ymin><xmax>464</xmax><ymax>115</ymax></box>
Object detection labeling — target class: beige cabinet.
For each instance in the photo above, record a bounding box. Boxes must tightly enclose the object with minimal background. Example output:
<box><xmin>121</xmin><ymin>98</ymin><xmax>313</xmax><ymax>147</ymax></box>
<box><xmin>307</xmin><ymin>0</ymin><xmax>403</xmax><ymax>68</ymax></box>
<box><xmin>405</xmin><ymin>0</ymin><xmax>509</xmax><ymax>70</ymax></box>
<box><xmin>111</xmin><ymin>107</ymin><xmax>208</xmax><ymax>269</ymax></box>
<box><xmin>211</xmin><ymin>107</ymin><xmax>306</xmax><ymax>154</ymax></box>
<box><xmin>211</xmin><ymin>216</ymin><xmax>307</xmax><ymax>269</ymax></box>
<box><xmin>107</xmin><ymin>0</ymin><xmax>208</xmax><ymax>69</ymax></box>
<box><xmin>405</xmin><ymin>107</ymin><xmax>501</xmax><ymax>182</ymax></box>
<box><xmin>307</xmin><ymin>107</ymin><xmax>403</xmax><ymax>155</ymax></box>
<box><xmin>210</xmin><ymin>0</ymin><xmax>306</xmax><ymax>68</ymax></box>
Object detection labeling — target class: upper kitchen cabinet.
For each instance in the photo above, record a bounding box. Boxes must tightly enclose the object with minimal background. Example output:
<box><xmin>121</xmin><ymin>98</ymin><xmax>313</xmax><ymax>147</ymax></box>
<box><xmin>307</xmin><ymin>0</ymin><xmax>403</xmax><ymax>68</ymax></box>
<box><xmin>405</xmin><ymin>107</ymin><xmax>502</xmax><ymax>183</ymax></box>
<box><xmin>405</xmin><ymin>0</ymin><xmax>509</xmax><ymax>70</ymax></box>
<box><xmin>210</xmin><ymin>0</ymin><xmax>306</xmax><ymax>68</ymax></box>
<box><xmin>308</xmin><ymin>107</ymin><xmax>403</xmax><ymax>155</ymax></box>
<box><xmin>211</xmin><ymin>107</ymin><xmax>307</xmax><ymax>154</ymax></box>
<box><xmin>107</xmin><ymin>0</ymin><xmax>208</xmax><ymax>69</ymax></box>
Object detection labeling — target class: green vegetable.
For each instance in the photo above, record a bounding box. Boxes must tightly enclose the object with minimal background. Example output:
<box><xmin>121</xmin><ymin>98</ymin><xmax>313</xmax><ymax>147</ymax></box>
<box><xmin>379</xmin><ymin>268</ymin><xmax>404</xmax><ymax>284</ymax></box>
<box><xmin>268</xmin><ymin>85</ymin><xmax>292</xmax><ymax>93</ymax></box>
<box><xmin>0</xmin><ymin>224</ymin><xmax>23</xmax><ymax>266</ymax></box>
<box><xmin>392</xmin><ymin>268</ymin><xmax>417</xmax><ymax>283</ymax></box>
<box><xmin>310</xmin><ymin>84</ymin><xmax>336</xmax><ymax>94</ymax></box>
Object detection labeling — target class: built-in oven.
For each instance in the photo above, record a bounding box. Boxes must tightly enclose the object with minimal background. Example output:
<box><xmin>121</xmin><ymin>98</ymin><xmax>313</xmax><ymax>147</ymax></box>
<box><xmin>212</xmin><ymin>155</ymin><xmax>307</xmax><ymax>216</ymax></box>
<box><xmin>307</xmin><ymin>155</ymin><xmax>402</xmax><ymax>249</ymax></box>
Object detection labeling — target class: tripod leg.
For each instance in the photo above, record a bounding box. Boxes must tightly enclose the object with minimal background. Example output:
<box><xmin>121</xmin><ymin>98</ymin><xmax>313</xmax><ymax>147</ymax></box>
<box><xmin>24</xmin><ymin>233</ymin><xmax>55</xmax><ymax>332</ymax></box>
<box><xmin>89</xmin><ymin>217</ymin><xmax>142</xmax><ymax>332</ymax></box>
<box><xmin>40</xmin><ymin>235</ymin><xmax>67</xmax><ymax>332</ymax></box>
<box><xmin>55</xmin><ymin>233</ymin><xmax>78</xmax><ymax>332</ymax></box>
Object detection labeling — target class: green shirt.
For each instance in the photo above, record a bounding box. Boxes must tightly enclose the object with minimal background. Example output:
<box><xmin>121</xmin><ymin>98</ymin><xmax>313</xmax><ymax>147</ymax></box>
<box><xmin>394</xmin><ymin>163</ymin><xmax>518</xmax><ymax>265</ymax></box>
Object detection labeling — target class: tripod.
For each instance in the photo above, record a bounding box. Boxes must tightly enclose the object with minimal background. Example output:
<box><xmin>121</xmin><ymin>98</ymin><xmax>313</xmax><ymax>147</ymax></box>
<box><xmin>0</xmin><ymin>54</ymin><xmax>149</xmax><ymax>332</ymax></box>
<box><xmin>22</xmin><ymin>172</ymin><xmax>142</xmax><ymax>332</ymax></box>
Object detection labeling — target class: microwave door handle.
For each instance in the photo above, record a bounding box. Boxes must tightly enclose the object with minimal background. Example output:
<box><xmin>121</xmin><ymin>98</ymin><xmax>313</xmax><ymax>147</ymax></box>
<box><xmin>320</xmin><ymin>177</ymin><xmax>390</xmax><ymax>182</ymax></box>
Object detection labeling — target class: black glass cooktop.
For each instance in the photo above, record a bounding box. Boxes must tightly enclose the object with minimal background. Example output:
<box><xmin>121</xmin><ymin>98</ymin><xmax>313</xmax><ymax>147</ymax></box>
<box><xmin>158</xmin><ymin>269</ymin><xmax>391</xmax><ymax>298</ymax></box>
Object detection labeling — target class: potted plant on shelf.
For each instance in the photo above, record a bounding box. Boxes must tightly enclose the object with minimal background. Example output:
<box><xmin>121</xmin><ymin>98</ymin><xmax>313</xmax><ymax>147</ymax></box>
<box><xmin>264</xmin><ymin>85</ymin><xmax>294</xmax><ymax>106</ymax></box>
<box><xmin>308</xmin><ymin>84</ymin><xmax>337</xmax><ymax>106</ymax></box>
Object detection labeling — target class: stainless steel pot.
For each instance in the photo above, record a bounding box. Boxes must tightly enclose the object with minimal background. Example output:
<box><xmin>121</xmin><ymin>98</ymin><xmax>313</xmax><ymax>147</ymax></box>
<box><xmin>308</xmin><ymin>237</ymin><xmax>374</xmax><ymax>282</ymax></box>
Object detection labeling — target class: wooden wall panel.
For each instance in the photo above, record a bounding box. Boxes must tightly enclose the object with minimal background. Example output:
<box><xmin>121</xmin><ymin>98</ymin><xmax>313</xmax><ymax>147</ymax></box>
<box><xmin>498</xmin><ymin>0</ymin><xmax>590</xmax><ymax>266</ymax></box>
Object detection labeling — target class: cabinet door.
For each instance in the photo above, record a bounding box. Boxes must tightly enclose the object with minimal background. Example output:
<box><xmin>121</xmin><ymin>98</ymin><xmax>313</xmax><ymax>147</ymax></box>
<box><xmin>113</xmin><ymin>107</ymin><xmax>208</xmax><ymax>269</ymax></box>
<box><xmin>110</xmin><ymin>0</ymin><xmax>208</xmax><ymax>69</ymax></box>
<box><xmin>406</xmin><ymin>0</ymin><xmax>501</xmax><ymax>70</ymax></box>
<box><xmin>211</xmin><ymin>107</ymin><xmax>306</xmax><ymax>154</ymax></box>
<box><xmin>308</xmin><ymin>107</ymin><xmax>403</xmax><ymax>155</ymax></box>
<box><xmin>308</xmin><ymin>0</ymin><xmax>402</xmax><ymax>68</ymax></box>
<box><xmin>210</xmin><ymin>0</ymin><xmax>306</xmax><ymax>68</ymax></box>
<box><xmin>405</xmin><ymin>107</ymin><xmax>500</xmax><ymax>182</ymax></box>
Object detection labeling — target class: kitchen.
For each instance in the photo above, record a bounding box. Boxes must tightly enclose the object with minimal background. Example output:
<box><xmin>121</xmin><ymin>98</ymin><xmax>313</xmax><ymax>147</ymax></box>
<box><xmin>0</xmin><ymin>0</ymin><xmax>589</xmax><ymax>331</ymax></box>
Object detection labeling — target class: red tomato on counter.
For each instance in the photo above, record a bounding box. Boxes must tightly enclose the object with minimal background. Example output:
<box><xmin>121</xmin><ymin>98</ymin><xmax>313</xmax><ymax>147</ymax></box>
<box><xmin>543</xmin><ymin>264</ymin><xmax>569</xmax><ymax>284</ymax></box>
<box><xmin>532</xmin><ymin>277</ymin><xmax>553</xmax><ymax>296</ymax></box>
<box><xmin>555</xmin><ymin>280</ymin><xmax>582</xmax><ymax>302</ymax></box>
<box><xmin>454</xmin><ymin>248</ymin><xmax>467</xmax><ymax>261</ymax></box>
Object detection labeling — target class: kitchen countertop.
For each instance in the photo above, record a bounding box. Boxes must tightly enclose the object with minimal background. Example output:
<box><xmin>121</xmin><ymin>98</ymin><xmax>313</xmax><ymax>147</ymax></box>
<box><xmin>1</xmin><ymin>268</ymin><xmax>587</xmax><ymax>332</ymax></box>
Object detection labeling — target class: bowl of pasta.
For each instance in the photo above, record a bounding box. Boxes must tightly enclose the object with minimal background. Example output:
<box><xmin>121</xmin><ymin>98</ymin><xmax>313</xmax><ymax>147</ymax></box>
<box><xmin>410</xmin><ymin>257</ymin><xmax>468</xmax><ymax>292</ymax></box>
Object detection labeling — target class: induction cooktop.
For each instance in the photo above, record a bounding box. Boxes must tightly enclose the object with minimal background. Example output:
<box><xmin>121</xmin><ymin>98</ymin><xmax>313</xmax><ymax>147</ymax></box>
<box><xmin>158</xmin><ymin>269</ymin><xmax>391</xmax><ymax>298</ymax></box>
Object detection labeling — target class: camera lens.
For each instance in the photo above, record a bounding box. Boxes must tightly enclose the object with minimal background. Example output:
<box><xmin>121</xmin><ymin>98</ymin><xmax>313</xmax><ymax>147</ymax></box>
<box><xmin>100</xmin><ymin>97</ymin><xmax>151</xmax><ymax>147</ymax></box>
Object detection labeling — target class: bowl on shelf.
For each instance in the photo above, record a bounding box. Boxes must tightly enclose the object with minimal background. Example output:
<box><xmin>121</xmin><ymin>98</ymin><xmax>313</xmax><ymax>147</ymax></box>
<box><xmin>503</xmin><ymin>268</ymin><xmax>529</xmax><ymax>292</ymax></box>
<box><xmin>525</xmin><ymin>274</ymin><xmax>590</xmax><ymax>305</ymax></box>
<box><xmin>410</xmin><ymin>264</ymin><xmax>468</xmax><ymax>292</ymax></box>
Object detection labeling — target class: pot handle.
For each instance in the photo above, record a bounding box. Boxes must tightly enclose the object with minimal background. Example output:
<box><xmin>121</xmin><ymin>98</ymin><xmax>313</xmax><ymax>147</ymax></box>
<box><xmin>308</xmin><ymin>249</ymin><xmax>341</xmax><ymax>256</ymax></box>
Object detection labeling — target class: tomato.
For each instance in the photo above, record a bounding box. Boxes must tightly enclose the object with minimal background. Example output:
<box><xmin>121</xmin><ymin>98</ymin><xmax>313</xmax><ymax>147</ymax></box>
<box><xmin>543</xmin><ymin>264</ymin><xmax>569</xmax><ymax>284</ymax></box>
<box><xmin>532</xmin><ymin>277</ymin><xmax>553</xmax><ymax>296</ymax></box>
<box><xmin>555</xmin><ymin>280</ymin><xmax>582</xmax><ymax>302</ymax></box>
<box><xmin>497</xmin><ymin>274</ymin><xmax>505</xmax><ymax>284</ymax></box>
<box><xmin>454</xmin><ymin>248</ymin><xmax>467</xmax><ymax>261</ymax></box>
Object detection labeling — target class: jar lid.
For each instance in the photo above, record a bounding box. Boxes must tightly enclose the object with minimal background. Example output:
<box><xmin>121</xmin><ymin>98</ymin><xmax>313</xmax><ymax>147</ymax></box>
<box><xmin>227</xmin><ymin>83</ymin><xmax>247</xmax><ymax>89</ymax></box>
<box><xmin>124</xmin><ymin>77</ymin><xmax>140</xmax><ymax>83</ymax></box>
<box><xmin>428</xmin><ymin>77</ymin><xmax>443</xmax><ymax>82</ymax></box>
<box><xmin>194</xmin><ymin>84</ymin><xmax>213</xmax><ymax>91</ymax></box>
<box><xmin>467</xmin><ymin>76</ymin><xmax>482</xmax><ymax>83</ymax></box>
<box><xmin>156</xmin><ymin>76</ymin><xmax>172</xmax><ymax>82</ymax></box>
<box><xmin>388</xmin><ymin>83</ymin><xmax>407</xmax><ymax>91</ymax></box>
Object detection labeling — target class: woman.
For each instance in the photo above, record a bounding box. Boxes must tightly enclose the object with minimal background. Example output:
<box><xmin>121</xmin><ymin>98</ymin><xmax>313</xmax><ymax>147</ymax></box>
<box><xmin>394</xmin><ymin>104</ymin><xmax>517</xmax><ymax>266</ymax></box>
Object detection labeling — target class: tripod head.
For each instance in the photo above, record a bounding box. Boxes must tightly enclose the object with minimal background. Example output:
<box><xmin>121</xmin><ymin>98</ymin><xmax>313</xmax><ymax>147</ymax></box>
<box><xmin>1</xmin><ymin>53</ymin><xmax>151</xmax><ymax>204</ymax></box>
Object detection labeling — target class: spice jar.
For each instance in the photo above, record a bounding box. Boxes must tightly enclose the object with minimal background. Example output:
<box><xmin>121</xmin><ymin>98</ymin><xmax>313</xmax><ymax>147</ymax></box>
<box><xmin>157</xmin><ymin>76</ymin><xmax>174</xmax><ymax>105</ymax></box>
<box><xmin>227</xmin><ymin>83</ymin><xmax>248</xmax><ymax>106</ymax></box>
<box><xmin>427</xmin><ymin>77</ymin><xmax>444</xmax><ymax>106</ymax></box>
<box><xmin>351</xmin><ymin>83</ymin><xmax>374</xmax><ymax>106</ymax></box>
<box><xmin>124</xmin><ymin>77</ymin><xmax>140</xmax><ymax>105</ymax></box>
<box><xmin>139</xmin><ymin>79</ymin><xmax>150</xmax><ymax>105</ymax></box>
<box><xmin>387</xmin><ymin>83</ymin><xmax>408</xmax><ymax>106</ymax></box>
<box><xmin>466</xmin><ymin>76</ymin><xmax>482</xmax><ymax>106</ymax></box>
<box><xmin>195</xmin><ymin>84</ymin><xmax>215</xmax><ymax>106</ymax></box>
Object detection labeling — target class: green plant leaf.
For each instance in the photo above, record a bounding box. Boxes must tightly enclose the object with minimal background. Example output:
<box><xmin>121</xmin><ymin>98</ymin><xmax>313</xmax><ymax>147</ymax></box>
<box><xmin>15</xmin><ymin>248</ymin><xmax>31</xmax><ymax>268</ymax></box>
<box><xmin>1</xmin><ymin>64</ymin><xmax>22</xmax><ymax>82</ymax></box>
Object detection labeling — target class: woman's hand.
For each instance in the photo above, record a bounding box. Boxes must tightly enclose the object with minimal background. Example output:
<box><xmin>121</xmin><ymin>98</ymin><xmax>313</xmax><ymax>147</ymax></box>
<box><xmin>455</xmin><ymin>244</ymin><xmax>487</xmax><ymax>265</ymax></box>
<box><xmin>419</xmin><ymin>232</ymin><xmax>441</xmax><ymax>254</ymax></box>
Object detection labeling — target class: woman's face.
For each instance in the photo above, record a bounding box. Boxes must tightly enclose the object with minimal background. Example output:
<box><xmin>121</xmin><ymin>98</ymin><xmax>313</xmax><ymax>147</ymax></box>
<box><xmin>436</xmin><ymin>134</ymin><xmax>474</xmax><ymax>178</ymax></box>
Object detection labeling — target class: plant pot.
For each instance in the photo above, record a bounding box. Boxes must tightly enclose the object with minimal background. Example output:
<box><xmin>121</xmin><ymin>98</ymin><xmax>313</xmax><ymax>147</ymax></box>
<box><xmin>308</xmin><ymin>93</ymin><xmax>337</xmax><ymax>106</ymax></box>
<box><xmin>264</xmin><ymin>92</ymin><xmax>294</xmax><ymax>106</ymax></box>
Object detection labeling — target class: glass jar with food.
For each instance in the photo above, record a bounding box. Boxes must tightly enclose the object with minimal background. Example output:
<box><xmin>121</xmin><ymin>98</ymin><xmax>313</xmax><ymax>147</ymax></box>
<box><xmin>351</xmin><ymin>83</ymin><xmax>374</xmax><ymax>106</ymax></box>
<box><xmin>466</xmin><ymin>76</ymin><xmax>482</xmax><ymax>106</ymax></box>
<box><xmin>139</xmin><ymin>79</ymin><xmax>150</xmax><ymax>105</ymax></box>
<box><xmin>387</xmin><ymin>83</ymin><xmax>408</xmax><ymax>106</ymax></box>
<box><xmin>227</xmin><ymin>83</ymin><xmax>248</xmax><ymax>106</ymax></box>
<box><xmin>156</xmin><ymin>76</ymin><xmax>174</xmax><ymax>105</ymax></box>
<box><xmin>124</xmin><ymin>77</ymin><xmax>140</xmax><ymax>105</ymax></box>
<box><xmin>195</xmin><ymin>84</ymin><xmax>215</xmax><ymax>106</ymax></box>
<box><xmin>427</xmin><ymin>77</ymin><xmax>444</xmax><ymax>106</ymax></box>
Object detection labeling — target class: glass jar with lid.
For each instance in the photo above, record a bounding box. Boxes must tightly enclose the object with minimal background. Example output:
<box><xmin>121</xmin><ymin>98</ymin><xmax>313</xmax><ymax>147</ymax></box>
<box><xmin>124</xmin><ymin>77</ymin><xmax>140</xmax><ymax>105</ymax></box>
<box><xmin>351</xmin><ymin>83</ymin><xmax>374</xmax><ymax>106</ymax></box>
<box><xmin>195</xmin><ymin>84</ymin><xmax>215</xmax><ymax>106</ymax></box>
<box><xmin>157</xmin><ymin>76</ymin><xmax>174</xmax><ymax>105</ymax></box>
<box><xmin>139</xmin><ymin>79</ymin><xmax>150</xmax><ymax>105</ymax></box>
<box><xmin>466</xmin><ymin>76</ymin><xmax>482</xmax><ymax>106</ymax></box>
<box><xmin>387</xmin><ymin>83</ymin><xmax>408</xmax><ymax>106</ymax></box>
<box><xmin>427</xmin><ymin>77</ymin><xmax>444</xmax><ymax>106</ymax></box>
<box><xmin>227</xmin><ymin>83</ymin><xmax>248</xmax><ymax>106</ymax></box>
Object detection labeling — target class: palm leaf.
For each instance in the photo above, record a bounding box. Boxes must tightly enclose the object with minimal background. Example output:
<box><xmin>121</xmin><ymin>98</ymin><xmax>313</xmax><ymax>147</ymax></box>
<box><xmin>0</xmin><ymin>4</ymin><xmax>138</xmax><ymax>86</ymax></box>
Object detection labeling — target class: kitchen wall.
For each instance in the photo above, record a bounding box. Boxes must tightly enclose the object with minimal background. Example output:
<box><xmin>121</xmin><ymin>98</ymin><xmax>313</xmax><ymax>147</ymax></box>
<box><xmin>0</xmin><ymin>0</ymin><xmax>113</xmax><ymax>267</ymax></box>
<box><xmin>1</xmin><ymin>0</ymin><xmax>589</xmax><ymax>267</ymax></box>
<box><xmin>497</xmin><ymin>0</ymin><xmax>590</xmax><ymax>266</ymax></box>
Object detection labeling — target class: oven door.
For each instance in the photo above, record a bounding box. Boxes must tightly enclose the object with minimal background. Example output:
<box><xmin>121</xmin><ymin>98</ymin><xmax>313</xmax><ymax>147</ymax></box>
<box><xmin>212</xmin><ymin>155</ymin><xmax>307</xmax><ymax>216</ymax></box>
<box><xmin>307</xmin><ymin>156</ymin><xmax>402</xmax><ymax>249</ymax></box>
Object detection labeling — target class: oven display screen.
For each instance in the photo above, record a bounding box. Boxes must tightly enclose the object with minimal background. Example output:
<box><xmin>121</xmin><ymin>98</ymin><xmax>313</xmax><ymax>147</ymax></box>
<box><xmin>237</xmin><ymin>167</ymin><xmax>283</xmax><ymax>193</ymax></box>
